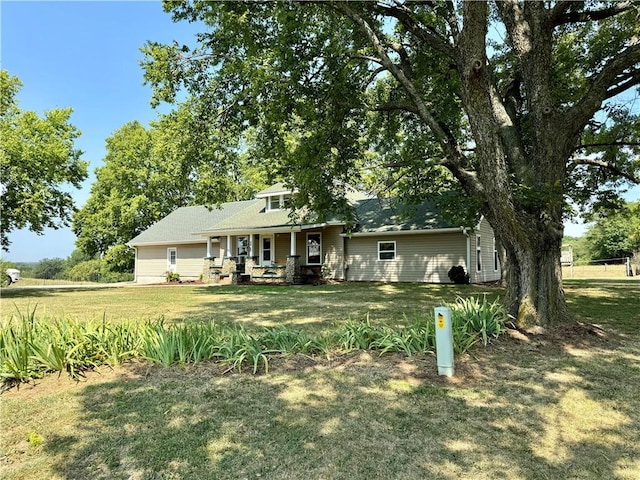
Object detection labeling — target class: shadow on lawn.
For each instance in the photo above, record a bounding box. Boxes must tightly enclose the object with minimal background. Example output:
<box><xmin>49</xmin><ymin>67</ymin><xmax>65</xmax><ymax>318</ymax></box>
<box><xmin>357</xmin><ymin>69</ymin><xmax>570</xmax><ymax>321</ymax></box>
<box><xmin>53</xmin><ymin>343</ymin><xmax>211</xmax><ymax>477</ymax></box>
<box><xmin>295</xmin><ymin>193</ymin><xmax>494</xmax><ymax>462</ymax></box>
<box><xmin>43</xmin><ymin>326</ymin><xmax>639</xmax><ymax>480</ymax></box>
<box><xmin>176</xmin><ymin>283</ymin><xmax>500</xmax><ymax>333</ymax></box>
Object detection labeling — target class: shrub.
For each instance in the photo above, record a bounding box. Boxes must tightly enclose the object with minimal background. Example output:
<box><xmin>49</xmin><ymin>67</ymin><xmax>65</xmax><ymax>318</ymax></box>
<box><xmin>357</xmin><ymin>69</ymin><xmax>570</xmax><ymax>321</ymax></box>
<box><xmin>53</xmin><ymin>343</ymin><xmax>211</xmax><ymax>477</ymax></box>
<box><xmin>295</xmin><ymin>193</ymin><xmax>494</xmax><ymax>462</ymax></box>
<box><xmin>448</xmin><ymin>265</ymin><xmax>470</xmax><ymax>284</ymax></box>
<box><xmin>66</xmin><ymin>260</ymin><xmax>102</xmax><ymax>282</ymax></box>
<box><xmin>165</xmin><ymin>272</ymin><xmax>180</xmax><ymax>282</ymax></box>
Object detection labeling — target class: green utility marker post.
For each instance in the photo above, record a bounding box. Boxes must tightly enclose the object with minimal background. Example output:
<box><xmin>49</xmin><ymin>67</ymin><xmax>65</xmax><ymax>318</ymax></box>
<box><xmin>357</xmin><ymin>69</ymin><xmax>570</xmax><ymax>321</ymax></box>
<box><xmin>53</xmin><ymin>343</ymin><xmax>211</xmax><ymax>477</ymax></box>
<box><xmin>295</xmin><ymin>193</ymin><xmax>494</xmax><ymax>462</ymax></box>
<box><xmin>434</xmin><ymin>307</ymin><xmax>454</xmax><ymax>377</ymax></box>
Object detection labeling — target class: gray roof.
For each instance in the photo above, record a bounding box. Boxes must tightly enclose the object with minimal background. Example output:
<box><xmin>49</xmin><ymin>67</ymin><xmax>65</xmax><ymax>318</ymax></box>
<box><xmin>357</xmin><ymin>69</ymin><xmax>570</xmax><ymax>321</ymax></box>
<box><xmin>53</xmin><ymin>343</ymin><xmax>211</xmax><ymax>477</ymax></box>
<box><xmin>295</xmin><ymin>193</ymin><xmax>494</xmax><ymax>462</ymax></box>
<box><xmin>353</xmin><ymin>198</ymin><xmax>459</xmax><ymax>233</ymax></box>
<box><xmin>206</xmin><ymin>200</ymin><xmax>300</xmax><ymax>231</ymax></box>
<box><xmin>127</xmin><ymin>200</ymin><xmax>258</xmax><ymax>246</ymax></box>
<box><xmin>128</xmin><ymin>188</ymin><xmax>466</xmax><ymax>247</ymax></box>
<box><xmin>255</xmin><ymin>183</ymin><xmax>292</xmax><ymax>197</ymax></box>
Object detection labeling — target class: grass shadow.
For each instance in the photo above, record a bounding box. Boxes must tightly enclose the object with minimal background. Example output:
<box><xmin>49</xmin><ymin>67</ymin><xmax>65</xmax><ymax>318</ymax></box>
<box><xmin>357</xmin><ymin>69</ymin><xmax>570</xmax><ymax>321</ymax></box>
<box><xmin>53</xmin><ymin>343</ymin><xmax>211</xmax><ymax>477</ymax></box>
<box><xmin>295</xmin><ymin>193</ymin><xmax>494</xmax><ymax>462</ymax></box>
<box><xmin>30</xmin><ymin>325</ymin><xmax>639</xmax><ymax>479</ymax></box>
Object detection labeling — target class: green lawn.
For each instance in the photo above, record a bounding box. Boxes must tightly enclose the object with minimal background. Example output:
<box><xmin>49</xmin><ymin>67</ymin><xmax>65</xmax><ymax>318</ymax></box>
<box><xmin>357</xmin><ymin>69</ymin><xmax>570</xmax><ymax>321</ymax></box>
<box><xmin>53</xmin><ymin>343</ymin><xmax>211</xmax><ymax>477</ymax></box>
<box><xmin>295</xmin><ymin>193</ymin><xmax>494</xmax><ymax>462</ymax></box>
<box><xmin>1</xmin><ymin>282</ymin><xmax>503</xmax><ymax>335</ymax></box>
<box><xmin>1</xmin><ymin>280</ymin><xmax>639</xmax><ymax>480</ymax></box>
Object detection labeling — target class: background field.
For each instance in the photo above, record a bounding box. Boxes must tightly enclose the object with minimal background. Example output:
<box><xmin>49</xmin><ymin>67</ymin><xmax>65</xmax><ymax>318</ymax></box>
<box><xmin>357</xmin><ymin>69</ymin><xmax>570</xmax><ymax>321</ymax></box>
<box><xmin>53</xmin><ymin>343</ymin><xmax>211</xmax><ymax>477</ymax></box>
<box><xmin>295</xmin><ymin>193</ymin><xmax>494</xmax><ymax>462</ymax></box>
<box><xmin>1</xmin><ymin>279</ymin><xmax>639</xmax><ymax>480</ymax></box>
<box><xmin>562</xmin><ymin>263</ymin><xmax>636</xmax><ymax>279</ymax></box>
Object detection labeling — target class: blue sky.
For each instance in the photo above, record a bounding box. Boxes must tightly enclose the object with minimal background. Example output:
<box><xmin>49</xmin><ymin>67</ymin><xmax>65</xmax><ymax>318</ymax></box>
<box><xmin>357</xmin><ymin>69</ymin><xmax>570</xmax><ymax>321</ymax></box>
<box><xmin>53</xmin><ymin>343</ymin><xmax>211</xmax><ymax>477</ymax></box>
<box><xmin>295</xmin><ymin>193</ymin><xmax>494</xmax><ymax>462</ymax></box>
<box><xmin>2</xmin><ymin>0</ymin><xmax>201</xmax><ymax>263</ymax></box>
<box><xmin>1</xmin><ymin>1</ymin><xmax>638</xmax><ymax>263</ymax></box>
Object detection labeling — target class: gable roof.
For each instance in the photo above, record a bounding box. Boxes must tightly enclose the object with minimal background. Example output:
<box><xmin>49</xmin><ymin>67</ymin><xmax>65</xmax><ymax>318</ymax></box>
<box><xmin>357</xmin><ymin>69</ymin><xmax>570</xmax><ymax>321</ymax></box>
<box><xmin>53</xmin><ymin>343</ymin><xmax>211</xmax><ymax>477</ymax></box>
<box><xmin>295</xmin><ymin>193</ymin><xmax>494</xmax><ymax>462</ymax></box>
<box><xmin>254</xmin><ymin>182</ymin><xmax>293</xmax><ymax>198</ymax></box>
<box><xmin>203</xmin><ymin>200</ymin><xmax>297</xmax><ymax>232</ymax></box>
<box><xmin>127</xmin><ymin>200</ymin><xmax>258</xmax><ymax>246</ymax></box>
<box><xmin>352</xmin><ymin>197</ymin><xmax>461</xmax><ymax>234</ymax></box>
<box><xmin>127</xmin><ymin>187</ymin><xmax>471</xmax><ymax>247</ymax></box>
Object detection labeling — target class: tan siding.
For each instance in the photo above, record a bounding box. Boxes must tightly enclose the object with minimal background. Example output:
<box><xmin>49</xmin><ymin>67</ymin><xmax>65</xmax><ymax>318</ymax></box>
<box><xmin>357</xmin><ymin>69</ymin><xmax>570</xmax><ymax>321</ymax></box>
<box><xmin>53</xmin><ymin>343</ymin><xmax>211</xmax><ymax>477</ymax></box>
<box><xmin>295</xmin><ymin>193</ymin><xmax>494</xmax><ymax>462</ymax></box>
<box><xmin>275</xmin><ymin>233</ymin><xmax>291</xmax><ymax>264</ymax></box>
<box><xmin>346</xmin><ymin>233</ymin><xmax>467</xmax><ymax>283</ymax></box>
<box><xmin>321</xmin><ymin>226</ymin><xmax>345</xmax><ymax>280</ymax></box>
<box><xmin>469</xmin><ymin>218</ymin><xmax>501</xmax><ymax>283</ymax></box>
<box><xmin>135</xmin><ymin>243</ymin><xmax>206</xmax><ymax>283</ymax></box>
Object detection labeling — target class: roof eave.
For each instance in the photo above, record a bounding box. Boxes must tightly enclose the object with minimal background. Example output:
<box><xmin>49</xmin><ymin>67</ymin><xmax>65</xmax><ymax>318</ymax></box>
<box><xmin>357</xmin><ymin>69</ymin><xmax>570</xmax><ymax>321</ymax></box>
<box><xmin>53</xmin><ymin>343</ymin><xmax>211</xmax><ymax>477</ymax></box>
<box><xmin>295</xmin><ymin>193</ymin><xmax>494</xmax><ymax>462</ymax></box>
<box><xmin>127</xmin><ymin>238</ymin><xmax>206</xmax><ymax>247</ymax></box>
<box><xmin>340</xmin><ymin>227</ymin><xmax>465</xmax><ymax>237</ymax></box>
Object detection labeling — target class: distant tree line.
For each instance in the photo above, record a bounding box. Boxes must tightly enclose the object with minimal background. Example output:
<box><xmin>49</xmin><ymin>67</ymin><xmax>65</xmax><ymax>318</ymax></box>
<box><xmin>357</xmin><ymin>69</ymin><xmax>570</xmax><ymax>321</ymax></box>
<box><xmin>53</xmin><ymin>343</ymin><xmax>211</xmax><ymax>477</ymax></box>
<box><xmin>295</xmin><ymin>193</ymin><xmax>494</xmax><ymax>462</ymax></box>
<box><xmin>3</xmin><ymin>249</ymin><xmax>133</xmax><ymax>283</ymax></box>
<box><xmin>563</xmin><ymin>201</ymin><xmax>640</xmax><ymax>267</ymax></box>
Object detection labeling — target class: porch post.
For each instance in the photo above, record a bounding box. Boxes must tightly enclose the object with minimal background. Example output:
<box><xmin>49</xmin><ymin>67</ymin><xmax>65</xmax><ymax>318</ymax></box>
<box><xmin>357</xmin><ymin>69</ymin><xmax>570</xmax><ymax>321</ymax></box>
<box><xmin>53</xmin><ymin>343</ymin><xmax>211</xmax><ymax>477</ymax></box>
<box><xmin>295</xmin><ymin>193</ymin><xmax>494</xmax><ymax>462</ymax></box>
<box><xmin>249</xmin><ymin>234</ymin><xmax>254</xmax><ymax>256</ymax></box>
<box><xmin>227</xmin><ymin>235</ymin><xmax>232</xmax><ymax>257</ymax></box>
<box><xmin>290</xmin><ymin>231</ymin><xmax>297</xmax><ymax>256</ymax></box>
<box><xmin>206</xmin><ymin>236</ymin><xmax>212</xmax><ymax>258</ymax></box>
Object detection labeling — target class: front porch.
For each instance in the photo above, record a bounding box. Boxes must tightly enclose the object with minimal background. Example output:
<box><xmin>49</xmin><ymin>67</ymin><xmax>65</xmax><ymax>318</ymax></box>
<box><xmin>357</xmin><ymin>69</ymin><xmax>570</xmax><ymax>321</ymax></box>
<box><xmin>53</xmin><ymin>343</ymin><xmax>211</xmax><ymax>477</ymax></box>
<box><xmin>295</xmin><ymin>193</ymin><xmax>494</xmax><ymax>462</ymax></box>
<box><xmin>201</xmin><ymin>229</ymin><xmax>329</xmax><ymax>285</ymax></box>
<box><xmin>204</xmin><ymin>255</ymin><xmax>322</xmax><ymax>285</ymax></box>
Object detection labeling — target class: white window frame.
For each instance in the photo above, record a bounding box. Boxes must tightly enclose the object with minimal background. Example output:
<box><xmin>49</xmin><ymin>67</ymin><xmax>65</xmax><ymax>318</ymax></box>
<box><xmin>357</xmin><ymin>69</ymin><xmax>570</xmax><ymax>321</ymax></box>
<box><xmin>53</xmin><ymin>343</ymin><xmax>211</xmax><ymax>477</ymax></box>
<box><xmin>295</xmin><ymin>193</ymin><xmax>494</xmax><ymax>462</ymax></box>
<box><xmin>476</xmin><ymin>235</ymin><xmax>482</xmax><ymax>272</ymax></box>
<box><xmin>378</xmin><ymin>241</ymin><xmax>397</xmax><ymax>261</ymax></box>
<box><xmin>306</xmin><ymin>232</ymin><xmax>322</xmax><ymax>265</ymax></box>
<box><xmin>237</xmin><ymin>236</ymin><xmax>249</xmax><ymax>256</ymax></box>
<box><xmin>261</xmin><ymin>235</ymin><xmax>273</xmax><ymax>265</ymax></box>
<box><xmin>268</xmin><ymin>196</ymin><xmax>281</xmax><ymax>211</ymax></box>
<box><xmin>493</xmin><ymin>237</ymin><xmax>499</xmax><ymax>272</ymax></box>
<box><xmin>267</xmin><ymin>194</ymin><xmax>292</xmax><ymax>212</ymax></box>
<box><xmin>167</xmin><ymin>248</ymin><xmax>177</xmax><ymax>273</ymax></box>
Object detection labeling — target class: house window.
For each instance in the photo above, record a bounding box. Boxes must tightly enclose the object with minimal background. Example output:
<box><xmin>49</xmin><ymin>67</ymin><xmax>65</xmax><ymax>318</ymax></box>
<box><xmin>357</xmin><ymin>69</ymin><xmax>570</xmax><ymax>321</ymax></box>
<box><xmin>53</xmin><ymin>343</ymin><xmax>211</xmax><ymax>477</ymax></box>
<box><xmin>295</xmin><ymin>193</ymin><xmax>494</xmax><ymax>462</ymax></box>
<box><xmin>378</xmin><ymin>241</ymin><xmax>396</xmax><ymax>261</ymax></box>
<box><xmin>493</xmin><ymin>237</ymin><xmax>499</xmax><ymax>272</ymax></box>
<box><xmin>167</xmin><ymin>248</ymin><xmax>177</xmax><ymax>273</ymax></box>
<box><xmin>262</xmin><ymin>236</ymin><xmax>272</xmax><ymax>263</ymax></box>
<box><xmin>307</xmin><ymin>233</ymin><xmax>322</xmax><ymax>264</ymax></box>
<box><xmin>269</xmin><ymin>196</ymin><xmax>281</xmax><ymax>211</ymax></box>
<box><xmin>267</xmin><ymin>194</ymin><xmax>292</xmax><ymax>211</ymax></box>
<box><xmin>237</xmin><ymin>236</ymin><xmax>248</xmax><ymax>256</ymax></box>
<box><xmin>476</xmin><ymin>235</ymin><xmax>482</xmax><ymax>272</ymax></box>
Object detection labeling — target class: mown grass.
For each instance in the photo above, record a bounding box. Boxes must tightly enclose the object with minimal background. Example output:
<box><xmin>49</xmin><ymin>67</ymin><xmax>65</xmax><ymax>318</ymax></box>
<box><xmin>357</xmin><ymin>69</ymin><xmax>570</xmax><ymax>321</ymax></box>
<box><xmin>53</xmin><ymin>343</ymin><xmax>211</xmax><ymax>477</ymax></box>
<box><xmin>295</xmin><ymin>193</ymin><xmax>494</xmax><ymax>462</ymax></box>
<box><xmin>1</xmin><ymin>280</ymin><xmax>639</xmax><ymax>480</ymax></box>
<box><xmin>1</xmin><ymin>282</ymin><xmax>502</xmax><ymax>335</ymax></box>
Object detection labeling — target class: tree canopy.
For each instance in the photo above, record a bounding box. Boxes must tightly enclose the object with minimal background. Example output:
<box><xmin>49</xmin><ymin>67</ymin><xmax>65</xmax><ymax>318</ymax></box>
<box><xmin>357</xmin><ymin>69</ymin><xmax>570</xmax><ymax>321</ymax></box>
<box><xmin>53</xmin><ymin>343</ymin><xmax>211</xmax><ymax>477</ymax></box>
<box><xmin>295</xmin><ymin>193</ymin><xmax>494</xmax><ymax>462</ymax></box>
<box><xmin>73</xmin><ymin>110</ymin><xmax>275</xmax><ymax>266</ymax></box>
<box><xmin>585</xmin><ymin>201</ymin><xmax>640</xmax><ymax>260</ymax></box>
<box><xmin>0</xmin><ymin>70</ymin><xmax>88</xmax><ymax>251</ymax></box>
<box><xmin>141</xmin><ymin>1</ymin><xmax>640</xmax><ymax>327</ymax></box>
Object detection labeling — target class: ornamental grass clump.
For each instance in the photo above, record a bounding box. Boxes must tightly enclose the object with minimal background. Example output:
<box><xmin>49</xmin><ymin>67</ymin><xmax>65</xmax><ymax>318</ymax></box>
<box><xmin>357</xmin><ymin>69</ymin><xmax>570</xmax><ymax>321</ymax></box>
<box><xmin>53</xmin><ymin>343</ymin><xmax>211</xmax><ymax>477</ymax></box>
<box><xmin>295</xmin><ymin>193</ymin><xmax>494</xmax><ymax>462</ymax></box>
<box><xmin>451</xmin><ymin>295</ymin><xmax>510</xmax><ymax>348</ymax></box>
<box><xmin>1</xmin><ymin>308</ymin><xmax>144</xmax><ymax>386</ymax></box>
<box><xmin>2</xmin><ymin>295</ymin><xmax>510</xmax><ymax>386</ymax></box>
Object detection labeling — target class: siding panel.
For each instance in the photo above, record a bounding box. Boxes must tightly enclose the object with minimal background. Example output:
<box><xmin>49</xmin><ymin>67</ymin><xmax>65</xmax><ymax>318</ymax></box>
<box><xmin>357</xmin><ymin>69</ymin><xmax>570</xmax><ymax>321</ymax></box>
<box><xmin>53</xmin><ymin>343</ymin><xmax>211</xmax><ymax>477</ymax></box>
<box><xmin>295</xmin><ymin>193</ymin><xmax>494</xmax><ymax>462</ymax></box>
<box><xmin>136</xmin><ymin>243</ymin><xmax>206</xmax><ymax>283</ymax></box>
<box><xmin>470</xmin><ymin>218</ymin><xmax>501</xmax><ymax>283</ymax></box>
<box><xmin>346</xmin><ymin>233</ymin><xmax>467</xmax><ymax>283</ymax></box>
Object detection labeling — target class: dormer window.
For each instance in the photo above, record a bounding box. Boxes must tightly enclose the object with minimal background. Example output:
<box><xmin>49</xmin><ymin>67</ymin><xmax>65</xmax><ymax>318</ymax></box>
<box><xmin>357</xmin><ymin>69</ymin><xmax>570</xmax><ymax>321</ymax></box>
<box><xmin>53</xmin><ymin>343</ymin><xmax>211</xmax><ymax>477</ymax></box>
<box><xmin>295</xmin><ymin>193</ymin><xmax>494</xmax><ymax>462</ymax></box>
<box><xmin>267</xmin><ymin>194</ymin><xmax>292</xmax><ymax>211</ymax></box>
<box><xmin>256</xmin><ymin>184</ymin><xmax>295</xmax><ymax>212</ymax></box>
<box><xmin>269</xmin><ymin>196</ymin><xmax>281</xmax><ymax>211</ymax></box>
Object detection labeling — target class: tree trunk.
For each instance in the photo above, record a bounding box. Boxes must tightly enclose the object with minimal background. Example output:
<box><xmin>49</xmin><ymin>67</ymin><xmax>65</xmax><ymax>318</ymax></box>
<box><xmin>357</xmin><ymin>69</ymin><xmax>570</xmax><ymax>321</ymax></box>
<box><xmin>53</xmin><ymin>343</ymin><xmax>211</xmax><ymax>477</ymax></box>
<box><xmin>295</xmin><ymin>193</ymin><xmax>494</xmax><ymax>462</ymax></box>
<box><xmin>498</xmin><ymin>225</ymin><xmax>572</xmax><ymax>328</ymax></box>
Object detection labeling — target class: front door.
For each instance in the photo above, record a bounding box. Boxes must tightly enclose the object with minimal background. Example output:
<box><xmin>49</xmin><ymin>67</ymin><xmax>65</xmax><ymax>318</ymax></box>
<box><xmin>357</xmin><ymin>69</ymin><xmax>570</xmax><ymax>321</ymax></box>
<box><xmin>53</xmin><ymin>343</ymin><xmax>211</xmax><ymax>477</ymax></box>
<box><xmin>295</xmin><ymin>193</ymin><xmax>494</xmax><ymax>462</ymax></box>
<box><xmin>167</xmin><ymin>248</ymin><xmax>177</xmax><ymax>273</ymax></box>
<box><xmin>261</xmin><ymin>235</ymin><xmax>273</xmax><ymax>265</ymax></box>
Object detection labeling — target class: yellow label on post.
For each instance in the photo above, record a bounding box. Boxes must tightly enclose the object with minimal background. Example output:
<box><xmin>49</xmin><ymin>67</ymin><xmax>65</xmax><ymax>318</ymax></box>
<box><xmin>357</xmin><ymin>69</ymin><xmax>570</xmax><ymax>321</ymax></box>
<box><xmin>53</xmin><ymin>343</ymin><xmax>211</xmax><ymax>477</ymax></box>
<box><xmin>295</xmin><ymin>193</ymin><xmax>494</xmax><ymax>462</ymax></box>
<box><xmin>437</xmin><ymin>313</ymin><xmax>445</xmax><ymax>329</ymax></box>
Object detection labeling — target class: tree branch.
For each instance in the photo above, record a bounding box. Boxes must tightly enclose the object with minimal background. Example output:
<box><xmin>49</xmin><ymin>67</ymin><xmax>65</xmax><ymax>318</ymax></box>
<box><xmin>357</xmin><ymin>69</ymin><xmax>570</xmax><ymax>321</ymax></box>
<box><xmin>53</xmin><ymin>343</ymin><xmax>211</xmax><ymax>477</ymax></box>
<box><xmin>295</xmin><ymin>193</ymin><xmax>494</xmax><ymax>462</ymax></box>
<box><xmin>372</xmin><ymin>2</ymin><xmax>457</xmax><ymax>60</ymax></box>
<box><xmin>373</xmin><ymin>101</ymin><xmax>419</xmax><ymax>114</ymax></box>
<box><xmin>605</xmin><ymin>70</ymin><xmax>640</xmax><ymax>100</ymax></box>
<box><xmin>549</xmin><ymin>1</ymin><xmax>573</xmax><ymax>22</ymax></box>
<box><xmin>335</xmin><ymin>2</ymin><xmax>480</xmax><ymax>195</ymax></box>
<box><xmin>565</xmin><ymin>43</ymin><xmax>640</xmax><ymax>138</ymax></box>
<box><xmin>552</xmin><ymin>1</ymin><xmax>634</xmax><ymax>26</ymax></box>
<box><xmin>575</xmin><ymin>141</ymin><xmax>640</xmax><ymax>151</ymax></box>
<box><xmin>569</xmin><ymin>157</ymin><xmax>640</xmax><ymax>183</ymax></box>
<box><xmin>494</xmin><ymin>0</ymin><xmax>530</xmax><ymax>59</ymax></box>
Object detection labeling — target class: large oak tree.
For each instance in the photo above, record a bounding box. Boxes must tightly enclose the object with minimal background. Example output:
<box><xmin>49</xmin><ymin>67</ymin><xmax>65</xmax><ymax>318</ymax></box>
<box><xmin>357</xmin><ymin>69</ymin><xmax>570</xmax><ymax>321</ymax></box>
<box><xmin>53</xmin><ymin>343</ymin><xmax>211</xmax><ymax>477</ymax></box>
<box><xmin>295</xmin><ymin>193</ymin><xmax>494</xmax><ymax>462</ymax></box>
<box><xmin>142</xmin><ymin>1</ymin><xmax>640</xmax><ymax>327</ymax></box>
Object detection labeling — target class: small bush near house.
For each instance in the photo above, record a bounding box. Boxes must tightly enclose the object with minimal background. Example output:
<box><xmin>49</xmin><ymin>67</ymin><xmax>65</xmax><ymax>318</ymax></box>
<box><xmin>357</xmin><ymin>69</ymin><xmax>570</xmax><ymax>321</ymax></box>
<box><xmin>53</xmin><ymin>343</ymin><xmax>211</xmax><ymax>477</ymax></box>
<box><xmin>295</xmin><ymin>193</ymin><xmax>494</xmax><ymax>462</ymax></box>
<box><xmin>165</xmin><ymin>272</ymin><xmax>180</xmax><ymax>282</ymax></box>
<box><xmin>448</xmin><ymin>265</ymin><xmax>470</xmax><ymax>284</ymax></box>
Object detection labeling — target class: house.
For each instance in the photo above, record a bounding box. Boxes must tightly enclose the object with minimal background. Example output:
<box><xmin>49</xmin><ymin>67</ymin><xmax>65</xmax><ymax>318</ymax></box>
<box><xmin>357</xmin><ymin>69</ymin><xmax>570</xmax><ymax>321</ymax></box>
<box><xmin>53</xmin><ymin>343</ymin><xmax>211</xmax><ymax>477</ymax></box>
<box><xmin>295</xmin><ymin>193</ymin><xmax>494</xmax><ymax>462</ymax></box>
<box><xmin>127</xmin><ymin>183</ymin><xmax>501</xmax><ymax>284</ymax></box>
